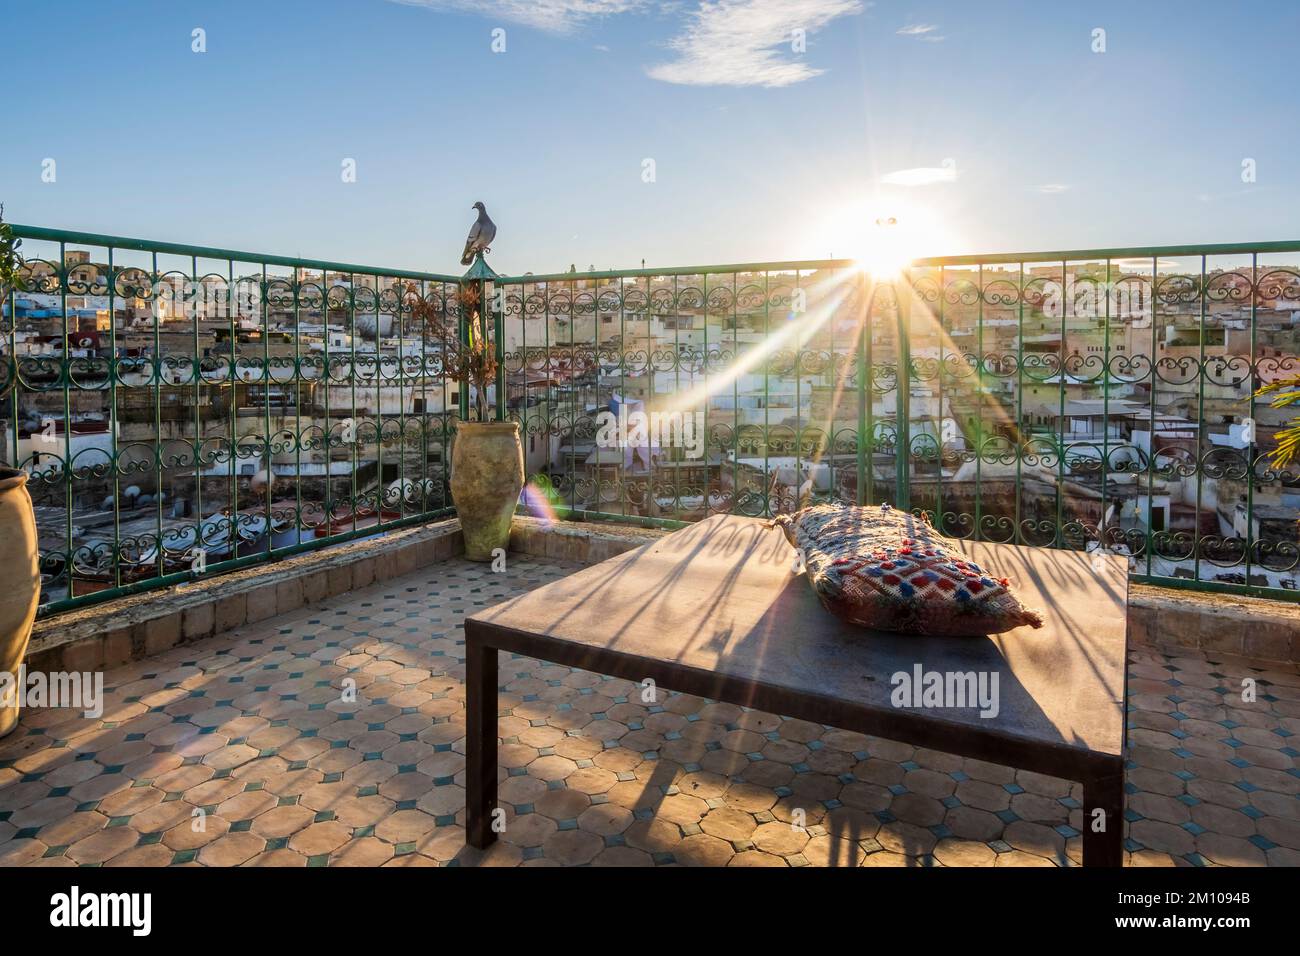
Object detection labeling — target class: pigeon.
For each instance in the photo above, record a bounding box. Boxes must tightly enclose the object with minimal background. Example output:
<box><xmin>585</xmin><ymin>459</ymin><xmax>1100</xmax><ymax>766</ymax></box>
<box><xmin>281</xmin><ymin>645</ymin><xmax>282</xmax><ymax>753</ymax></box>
<box><xmin>460</xmin><ymin>201</ymin><xmax>496</xmax><ymax>266</ymax></box>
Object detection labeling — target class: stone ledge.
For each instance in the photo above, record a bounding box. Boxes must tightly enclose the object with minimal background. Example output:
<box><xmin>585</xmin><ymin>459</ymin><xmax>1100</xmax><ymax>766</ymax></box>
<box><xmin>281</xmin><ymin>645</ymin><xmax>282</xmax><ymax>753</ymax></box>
<box><xmin>1128</xmin><ymin>583</ymin><xmax>1300</xmax><ymax>664</ymax></box>
<box><xmin>508</xmin><ymin>514</ymin><xmax>669</xmax><ymax>565</ymax></box>
<box><xmin>26</xmin><ymin>519</ymin><xmax>464</xmax><ymax>673</ymax></box>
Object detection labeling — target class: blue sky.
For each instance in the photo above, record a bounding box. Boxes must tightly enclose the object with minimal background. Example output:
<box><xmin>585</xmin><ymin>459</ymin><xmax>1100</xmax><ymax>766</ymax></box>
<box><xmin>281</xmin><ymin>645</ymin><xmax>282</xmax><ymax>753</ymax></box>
<box><xmin>2</xmin><ymin>0</ymin><xmax>1298</xmax><ymax>275</ymax></box>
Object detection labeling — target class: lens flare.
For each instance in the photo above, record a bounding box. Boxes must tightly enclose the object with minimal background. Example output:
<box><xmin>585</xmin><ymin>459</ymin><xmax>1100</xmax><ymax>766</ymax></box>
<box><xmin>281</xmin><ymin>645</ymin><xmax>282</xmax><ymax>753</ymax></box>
<box><xmin>520</xmin><ymin>481</ymin><xmax>558</xmax><ymax>526</ymax></box>
<box><xmin>659</xmin><ymin>269</ymin><xmax>855</xmax><ymax>418</ymax></box>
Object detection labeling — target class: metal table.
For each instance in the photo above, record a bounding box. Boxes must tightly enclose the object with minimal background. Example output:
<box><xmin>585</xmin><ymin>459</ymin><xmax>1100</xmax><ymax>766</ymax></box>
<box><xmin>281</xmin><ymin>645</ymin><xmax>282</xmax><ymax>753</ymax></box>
<box><xmin>465</xmin><ymin>514</ymin><xmax>1128</xmax><ymax>866</ymax></box>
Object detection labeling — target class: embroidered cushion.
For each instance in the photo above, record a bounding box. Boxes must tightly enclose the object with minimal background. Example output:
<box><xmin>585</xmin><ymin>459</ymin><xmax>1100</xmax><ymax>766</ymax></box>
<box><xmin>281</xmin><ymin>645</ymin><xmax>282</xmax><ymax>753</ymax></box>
<box><xmin>772</xmin><ymin>502</ymin><xmax>1044</xmax><ymax>636</ymax></box>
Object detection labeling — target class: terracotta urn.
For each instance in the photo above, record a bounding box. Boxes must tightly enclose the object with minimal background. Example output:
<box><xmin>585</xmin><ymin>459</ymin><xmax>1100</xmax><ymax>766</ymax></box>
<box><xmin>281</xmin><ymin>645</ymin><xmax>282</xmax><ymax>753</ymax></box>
<box><xmin>0</xmin><ymin>468</ymin><xmax>40</xmax><ymax>738</ymax></box>
<box><xmin>450</xmin><ymin>421</ymin><xmax>524</xmax><ymax>561</ymax></box>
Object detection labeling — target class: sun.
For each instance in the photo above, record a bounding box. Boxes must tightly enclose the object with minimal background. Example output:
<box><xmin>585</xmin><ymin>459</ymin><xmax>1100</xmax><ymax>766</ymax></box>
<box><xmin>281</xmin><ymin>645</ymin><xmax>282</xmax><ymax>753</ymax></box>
<box><xmin>816</xmin><ymin>197</ymin><xmax>956</xmax><ymax>278</ymax></box>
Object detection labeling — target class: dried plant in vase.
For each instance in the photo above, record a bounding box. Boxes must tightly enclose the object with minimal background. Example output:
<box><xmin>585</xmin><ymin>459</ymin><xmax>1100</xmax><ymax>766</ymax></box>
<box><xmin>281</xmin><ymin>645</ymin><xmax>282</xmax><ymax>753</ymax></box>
<box><xmin>405</xmin><ymin>280</ymin><xmax>498</xmax><ymax>422</ymax></box>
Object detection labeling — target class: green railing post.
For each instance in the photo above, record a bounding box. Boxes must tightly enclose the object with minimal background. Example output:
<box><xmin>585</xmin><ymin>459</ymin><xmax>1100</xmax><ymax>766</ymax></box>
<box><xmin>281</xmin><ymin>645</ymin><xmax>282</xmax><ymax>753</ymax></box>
<box><xmin>492</xmin><ymin>279</ymin><xmax>505</xmax><ymax>422</ymax></box>
<box><xmin>461</xmin><ymin>253</ymin><xmax>497</xmax><ymax>421</ymax></box>
<box><xmin>894</xmin><ymin>270</ymin><xmax>912</xmax><ymax>512</ymax></box>
<box><xmin>456</xmin><ymin>286</ymin><xmax>470</xmax><ymax>422</ymax></box>
<box><xmin>855</xmin><ymin>271</ymin><xmax>868</xmax><ymax>506</ymax></box>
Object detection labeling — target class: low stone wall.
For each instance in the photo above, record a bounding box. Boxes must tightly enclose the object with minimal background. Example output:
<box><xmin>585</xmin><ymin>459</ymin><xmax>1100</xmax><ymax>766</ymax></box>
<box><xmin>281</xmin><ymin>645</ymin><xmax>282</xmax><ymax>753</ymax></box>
<box><xmin>25</xmin><ymin>519</ymin><xmax>464</xmax><ymax>673</ymax></box>
<box><xmin>1128</xmin><ymin>584</ymin><xmax>1299</xmax><ymax>663</ymax></box>
<box><xmin>24</xmin><ymin>514</ymin><xmax>1299</xmax><ymax>672</ymax></box>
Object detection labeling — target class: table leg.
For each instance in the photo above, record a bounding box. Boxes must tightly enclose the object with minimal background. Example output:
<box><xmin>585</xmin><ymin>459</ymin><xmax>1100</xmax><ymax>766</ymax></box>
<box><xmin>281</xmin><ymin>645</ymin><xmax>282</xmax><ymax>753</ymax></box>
<box><xmin>1082</xmin><ymin>770</ymin><xmax>1124</xmax><ymax>867</ymax></box>
<box><xmin>466</xmin><ymin>639</ymin><xmax>498</xmax><ymax>849</ymax></box>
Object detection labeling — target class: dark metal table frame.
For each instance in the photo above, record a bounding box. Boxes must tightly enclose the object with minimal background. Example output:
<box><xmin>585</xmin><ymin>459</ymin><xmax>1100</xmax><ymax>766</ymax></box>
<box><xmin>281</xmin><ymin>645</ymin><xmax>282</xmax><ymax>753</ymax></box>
<box><xmin>465</xmin><ymin>520</ymin><xmax>1127</xmax><ymax>867</ymax></box>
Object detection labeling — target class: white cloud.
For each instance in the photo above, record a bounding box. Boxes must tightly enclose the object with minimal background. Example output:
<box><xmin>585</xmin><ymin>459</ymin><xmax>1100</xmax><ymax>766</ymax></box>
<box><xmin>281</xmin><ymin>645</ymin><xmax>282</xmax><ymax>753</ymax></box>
<box><xmin>647</xmin><ymin>0</ymin><xmax>865</xmax><ymax>88</ymax></box>
<box><xmin>880</xmin><ymin>165</ymin><xmax>956</xmax><ymax>186</ymax></box>
<box><xmin>387</xmin><ymin>0</ymin><xmax>645</xmax><ymax>34</ymax></box>
<box><xmin>1036</xmin><ymin>183</ymin><xmax>1070</xmax><ymax>194</ymax></box>
<box><xmin>898</xmin><ymin>22</ymin><xmax>944</xmax><ymax>41</ymax></box>
<box><xmin>392</xmin><ymin>0</ymin><xmax>867</xmax><ymax>87</ymax></box>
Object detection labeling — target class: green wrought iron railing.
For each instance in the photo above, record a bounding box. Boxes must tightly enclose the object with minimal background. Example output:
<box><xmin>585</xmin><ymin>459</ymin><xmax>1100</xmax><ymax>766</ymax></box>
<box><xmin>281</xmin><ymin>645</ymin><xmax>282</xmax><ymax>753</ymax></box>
<box><xmin>499</xmin><ymin>245</ymin><xmax>1300</xmax><ymax>600</ymax></box>
<box><xmin>3</xmin><ymin>226</ymin><xmax>1298</xmax><ymax>612</ymax></box>
<box><xmin>3</xmin><ymin>225</ymin><xmax>465</xmax><ymax>616</ymax></box>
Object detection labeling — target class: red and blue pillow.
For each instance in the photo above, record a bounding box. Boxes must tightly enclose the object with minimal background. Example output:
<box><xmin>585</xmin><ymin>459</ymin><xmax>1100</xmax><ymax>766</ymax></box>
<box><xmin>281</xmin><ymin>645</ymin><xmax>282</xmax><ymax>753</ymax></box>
<box><xmin>772</xmin><ymin>503</ymin><xmax>1044</xmax><ymax>636</ymax></box>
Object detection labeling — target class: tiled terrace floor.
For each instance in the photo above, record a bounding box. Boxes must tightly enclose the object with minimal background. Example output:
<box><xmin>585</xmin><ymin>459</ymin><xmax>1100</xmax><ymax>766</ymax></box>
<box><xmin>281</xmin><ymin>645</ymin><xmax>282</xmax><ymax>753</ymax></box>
<box><xmin>1</xmin><ymin>555</ymin><xmax>1298</xmax><ymax>867</ymax></box>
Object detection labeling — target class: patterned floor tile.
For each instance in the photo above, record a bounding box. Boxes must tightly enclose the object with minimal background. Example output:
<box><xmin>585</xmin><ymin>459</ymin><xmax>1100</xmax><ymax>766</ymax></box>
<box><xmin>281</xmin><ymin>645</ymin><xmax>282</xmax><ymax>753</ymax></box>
<box><xmin>1</xmin><ymin>555</ymin><xmax>1296</xmax><ymax>866</ymax></box>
